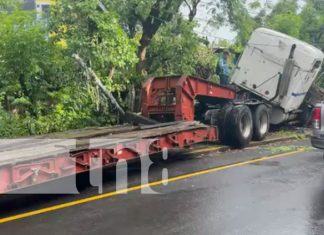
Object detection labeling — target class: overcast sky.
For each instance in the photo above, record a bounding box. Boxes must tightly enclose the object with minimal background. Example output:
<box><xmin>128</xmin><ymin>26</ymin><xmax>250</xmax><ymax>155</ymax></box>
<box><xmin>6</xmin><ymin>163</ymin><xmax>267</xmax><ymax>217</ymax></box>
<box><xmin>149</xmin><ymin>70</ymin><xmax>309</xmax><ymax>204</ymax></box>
<box><xmin>184</xmin><ymin>0</ymin><xmax>305</xmax><ymax>43</ymax></box>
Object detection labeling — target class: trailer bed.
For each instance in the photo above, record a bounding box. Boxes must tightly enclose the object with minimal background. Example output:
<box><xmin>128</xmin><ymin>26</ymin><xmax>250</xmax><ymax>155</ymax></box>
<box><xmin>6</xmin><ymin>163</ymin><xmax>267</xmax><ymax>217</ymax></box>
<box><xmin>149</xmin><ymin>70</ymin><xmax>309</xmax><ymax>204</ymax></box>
<box><xmin>0</xmin><ymin>122</ymin><xmax>218</xmax><ymax>193</ymax></box>
<box><xmin>0</xmin><ymin>122</ymin><xmax>209</xmax><ymax>166</ymax></box>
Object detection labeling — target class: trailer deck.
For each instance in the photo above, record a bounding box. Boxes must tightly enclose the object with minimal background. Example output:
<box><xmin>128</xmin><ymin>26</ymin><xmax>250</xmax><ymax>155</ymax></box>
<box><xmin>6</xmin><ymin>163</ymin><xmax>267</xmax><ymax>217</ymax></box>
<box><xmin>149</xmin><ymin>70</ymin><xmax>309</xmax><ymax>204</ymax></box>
<box><xmin>0</xmin><ymin>122</ymin><xmax>218</xmax><ymax>193</ymax></box>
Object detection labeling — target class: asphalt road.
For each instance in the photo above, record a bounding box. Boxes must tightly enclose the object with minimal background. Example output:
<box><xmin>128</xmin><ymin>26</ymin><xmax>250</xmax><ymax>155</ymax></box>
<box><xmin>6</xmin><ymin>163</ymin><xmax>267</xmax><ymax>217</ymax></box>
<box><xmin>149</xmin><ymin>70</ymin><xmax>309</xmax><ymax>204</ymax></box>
<box><xmin>1</xmin><ymin>140</ymin><xmax>324</xmax><ymax>235</ymax></box>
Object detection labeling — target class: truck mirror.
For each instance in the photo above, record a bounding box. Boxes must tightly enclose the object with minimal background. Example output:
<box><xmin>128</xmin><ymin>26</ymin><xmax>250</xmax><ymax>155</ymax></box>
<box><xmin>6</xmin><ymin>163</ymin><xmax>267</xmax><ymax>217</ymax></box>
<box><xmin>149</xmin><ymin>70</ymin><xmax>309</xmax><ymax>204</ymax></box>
<box><xmin>312</xmin><ymin>60</ymin><xmax>322</xmax><ymax>72</ymax></box>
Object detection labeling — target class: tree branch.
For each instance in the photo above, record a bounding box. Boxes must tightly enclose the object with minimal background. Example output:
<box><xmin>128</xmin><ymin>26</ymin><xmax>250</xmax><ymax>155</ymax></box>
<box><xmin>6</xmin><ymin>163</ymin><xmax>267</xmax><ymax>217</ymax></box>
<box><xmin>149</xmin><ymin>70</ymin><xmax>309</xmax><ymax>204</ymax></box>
<box><xmin>184</xmin><ymin>0</ymin><xmax>192</xmax><ymax>12</ymax></box>
<box><xmin>186</xmin><ymin>0</ymin><xmax>201</xmax><ymax>21</ymax></box>
<box><xmin>73</xmin><ymin>54</ymin><xmax>125</xmax><ymax>116</ymax></box>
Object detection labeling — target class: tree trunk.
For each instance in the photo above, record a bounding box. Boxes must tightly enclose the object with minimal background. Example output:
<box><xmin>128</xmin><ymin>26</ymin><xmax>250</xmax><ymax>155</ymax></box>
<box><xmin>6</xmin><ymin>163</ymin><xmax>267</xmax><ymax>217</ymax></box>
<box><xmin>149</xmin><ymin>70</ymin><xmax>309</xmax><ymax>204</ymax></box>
<box><xmin>128</xmin><ymin>84</ymin><xmax>136</xmax><ymax>112</ymax></box>
<box><xmin>188</xmin><ymin>11</ymin><xmax>196</xmax><ymax>22</ymax></box>
<box><xmin>137</xmin><ymin>36</ymin><xmax>151</xmax><ymax>75</ymax></box>
<box><xmin>184</xmin><ymin>0</ymin><xmax>201</xmax><ymax>22</ymax></box>
<box><xmin>133</xmin><ymin>0</ymin><xmax>184</xmax><ymax>110</ymax></box>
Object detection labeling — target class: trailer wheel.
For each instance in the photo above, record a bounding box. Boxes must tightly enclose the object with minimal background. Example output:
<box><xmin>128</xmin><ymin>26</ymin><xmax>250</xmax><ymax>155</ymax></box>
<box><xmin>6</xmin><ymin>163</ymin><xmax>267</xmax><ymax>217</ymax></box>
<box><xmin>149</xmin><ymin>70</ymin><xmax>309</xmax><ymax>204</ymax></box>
<box><xmin>227</xmin><ymin>105</ymin><xmax>253</xmax><ymax>148</ymax></box>
<box><xmin>252</xmin><ymin>105</ymin><xmax>270</xmax><ymax>141</ymax></box>
<box><xmin>218</xmin><ymin>103</ymin><xmax>234</xmax><ymax>145</ymax></box>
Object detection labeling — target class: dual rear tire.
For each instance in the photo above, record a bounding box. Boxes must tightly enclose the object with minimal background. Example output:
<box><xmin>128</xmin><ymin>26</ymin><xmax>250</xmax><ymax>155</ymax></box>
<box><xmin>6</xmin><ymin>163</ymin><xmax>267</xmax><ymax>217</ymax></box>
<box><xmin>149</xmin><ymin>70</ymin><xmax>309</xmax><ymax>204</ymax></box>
<box><xmin>252</xmin><ymin>104</ymin><xmax>270</xmax><ymax>141</ymax></box>
<box><xmin>219</xmin><ymin>104</ymin><xmax>270</xmax><ymax>148</ymax></box>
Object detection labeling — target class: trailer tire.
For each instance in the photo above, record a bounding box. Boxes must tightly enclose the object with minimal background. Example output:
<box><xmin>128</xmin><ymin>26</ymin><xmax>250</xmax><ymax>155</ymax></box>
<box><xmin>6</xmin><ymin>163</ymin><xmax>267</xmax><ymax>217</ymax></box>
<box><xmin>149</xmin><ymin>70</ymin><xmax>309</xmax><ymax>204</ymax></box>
<box><xmin>218</xmin><ymin>103</ymin><xmax>234</xmax><ymax>145</ymax></box>
<box><xmin>227</xmin><ymin>105</ymin><xmax>253</xmax><ymax>148</ymax></box>
<box><xmin>252</xmin><ymin>104</ymin><xmax>270</xmax><ymax>141</ymax></box>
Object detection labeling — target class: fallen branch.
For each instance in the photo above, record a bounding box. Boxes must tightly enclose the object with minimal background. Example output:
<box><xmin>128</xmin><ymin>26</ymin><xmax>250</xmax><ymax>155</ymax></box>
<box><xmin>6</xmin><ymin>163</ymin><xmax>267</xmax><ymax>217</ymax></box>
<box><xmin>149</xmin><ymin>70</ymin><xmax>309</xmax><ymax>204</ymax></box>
<box><xmin>72</xmin><ymin>54</ymin><xmax>158</xmax><ymax>125</ymax></box>
<box><xmin>72</xmin><ymin>54</ymin><xmax>126</xmax><ymax>116</ymax></box>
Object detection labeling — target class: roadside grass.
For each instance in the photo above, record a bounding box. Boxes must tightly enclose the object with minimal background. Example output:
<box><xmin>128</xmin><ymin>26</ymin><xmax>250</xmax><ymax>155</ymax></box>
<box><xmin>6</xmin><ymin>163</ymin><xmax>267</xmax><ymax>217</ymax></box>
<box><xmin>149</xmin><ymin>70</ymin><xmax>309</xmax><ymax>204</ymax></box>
<box><xmin>267</xmin><ymin>129</ymin><xmax>308</xmax><ymax>141</ymax></box>
<box><xmin>257</xmin><ymin>129</ymin><xmax>313</xmax><ymax>154</ymax></box>
<box><xmin>261</xmin><ymin>145</ymin><xmax>313</xmax><ymax>155</ymax></box>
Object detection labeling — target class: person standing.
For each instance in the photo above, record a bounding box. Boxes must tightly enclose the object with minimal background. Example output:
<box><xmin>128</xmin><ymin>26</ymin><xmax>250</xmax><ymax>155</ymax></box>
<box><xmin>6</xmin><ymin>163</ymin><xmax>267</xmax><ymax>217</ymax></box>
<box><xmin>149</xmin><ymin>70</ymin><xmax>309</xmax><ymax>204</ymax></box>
<box><xmin>217</xmin><ymin>51</ymin><xmax>230</xmax><ymax>86</ymax></box>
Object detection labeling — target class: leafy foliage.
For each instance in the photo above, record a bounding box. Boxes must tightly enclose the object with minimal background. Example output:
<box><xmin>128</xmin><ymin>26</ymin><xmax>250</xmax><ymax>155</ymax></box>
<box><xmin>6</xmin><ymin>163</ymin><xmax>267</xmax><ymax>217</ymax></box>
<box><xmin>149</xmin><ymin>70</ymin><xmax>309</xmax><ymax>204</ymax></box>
<box><xmin>0</xmin><ymin>0</ymin><xmax>323</xmax><ymax>137</ymax></box>
<box><xmin>207</xmin><ymin>0</ymin><xmax>257</xmax><ymax>44</ymax></box>
<box><xmin>0</xmin><ymin>3</ymin><xmax>126</xmax><ymax>136</ymax></box>
<box><xmin>146</xmin><ymin>16</ymin><xmax>217</xmax><ymax>79</ymax></box>
<box><xmin>0</xmin><ymin>9</ymin><xmax>66</xmax><ymax>117</ymax></box>
<box><xmin>263</xmin><ymin>0</ymin><xmax>301</xmax><ymax>38</ymax></box>
<box><xmin>50</xmin><ymin>0</ymin><xmax>138</xmax><ymax>91</ymax></box>
<box><xmin>267</xmin><ymin>13</ymin><xmax>302</xmax><ymax>37</ymax></box>
<box><xmin>300</xmin><ymin>0</ymin><xmax>324</xmax><ymax>49</ymax></box>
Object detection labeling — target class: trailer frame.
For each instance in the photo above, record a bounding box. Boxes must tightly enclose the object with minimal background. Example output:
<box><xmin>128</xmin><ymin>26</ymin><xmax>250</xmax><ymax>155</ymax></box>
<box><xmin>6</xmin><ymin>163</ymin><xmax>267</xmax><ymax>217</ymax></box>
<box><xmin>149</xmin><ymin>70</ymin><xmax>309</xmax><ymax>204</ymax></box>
<box><xmin>142</xmin><ymin>75</ymin><xmax>236</xmax><ymax>122</ymax></box>
<box><xmin>0</xmin><ymin>122</ymin><xmax>218</xmax><ymax>194</ymax></box>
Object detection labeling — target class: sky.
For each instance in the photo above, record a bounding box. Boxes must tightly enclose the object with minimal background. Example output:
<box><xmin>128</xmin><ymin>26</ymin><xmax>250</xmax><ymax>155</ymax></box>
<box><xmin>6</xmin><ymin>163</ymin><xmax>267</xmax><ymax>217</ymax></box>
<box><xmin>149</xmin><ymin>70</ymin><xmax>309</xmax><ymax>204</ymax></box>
<box><xmin>184</xmin><ymin>0</ymin><xmax>305</xmax><ymax>43</ymax></box>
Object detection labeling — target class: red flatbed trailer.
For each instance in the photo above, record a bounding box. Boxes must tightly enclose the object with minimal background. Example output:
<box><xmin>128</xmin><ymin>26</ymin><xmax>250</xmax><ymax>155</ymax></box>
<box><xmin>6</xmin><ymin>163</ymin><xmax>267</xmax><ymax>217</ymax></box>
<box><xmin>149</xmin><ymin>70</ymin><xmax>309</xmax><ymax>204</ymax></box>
<box><xmin>0</xmin><ymin>122</ymin><xmax>217</xmax><ymax>193</ymax></box>
<box><xmin>0</xmin><ymin>75</ymin><xmax>235</xmax><ymax>194</ymax></box>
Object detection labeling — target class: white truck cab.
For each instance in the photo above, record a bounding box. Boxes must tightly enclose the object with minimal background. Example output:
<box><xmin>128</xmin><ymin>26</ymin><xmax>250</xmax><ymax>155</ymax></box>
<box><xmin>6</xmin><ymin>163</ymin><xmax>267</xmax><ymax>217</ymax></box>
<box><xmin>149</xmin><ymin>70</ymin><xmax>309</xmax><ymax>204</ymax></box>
<box><xmin>232</xmin><ymin>28</ymin><xmax>324</xmax><ymax>125</ymax></box>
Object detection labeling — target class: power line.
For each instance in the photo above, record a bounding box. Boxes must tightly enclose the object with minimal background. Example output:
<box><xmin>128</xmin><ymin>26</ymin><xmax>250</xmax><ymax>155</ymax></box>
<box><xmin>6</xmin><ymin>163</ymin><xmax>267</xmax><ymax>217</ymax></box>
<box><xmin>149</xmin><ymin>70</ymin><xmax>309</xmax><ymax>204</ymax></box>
<box><xmin>195</xmin><ymin>29</ymin><xmax>235</xmax><ymax>42</ymax></box>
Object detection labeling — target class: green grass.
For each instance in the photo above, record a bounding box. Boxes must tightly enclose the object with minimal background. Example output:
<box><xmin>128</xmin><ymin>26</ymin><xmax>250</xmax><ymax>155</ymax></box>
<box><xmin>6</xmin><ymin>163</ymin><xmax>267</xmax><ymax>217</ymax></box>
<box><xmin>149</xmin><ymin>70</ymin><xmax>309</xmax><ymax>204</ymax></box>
<box><xmin>267</xmin><ymin>130</ymin><xmax>307</xmax><ymax>141</ymax></box>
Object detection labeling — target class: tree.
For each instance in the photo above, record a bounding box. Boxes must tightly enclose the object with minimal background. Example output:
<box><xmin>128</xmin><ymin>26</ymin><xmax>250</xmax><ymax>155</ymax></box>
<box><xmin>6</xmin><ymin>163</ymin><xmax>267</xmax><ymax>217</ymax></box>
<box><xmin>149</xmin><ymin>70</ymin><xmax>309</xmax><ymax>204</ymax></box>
<box><xmin>183</xmin><ymin>0</ymin><xmax>201</xmax><ymax>22</ymax></box>
<box><xmin>300</xmin><ymin>0</ymin><xmax>324</xmax><ymax>49</ymax></box>
<box><xmin>0</xmin><ymin>1</ymin><xmax>139</xmax><ymax>136</ymax></box>
<box><xmin>137</xmin><ymin>0</ymin><xmax>184</xmax><ymax>74</ymax></box>
<box><xmin>50</xmin><ymin>0</ymin><xmax>138</xmax><ymax>91</ymax></box>
<box><xmin>0</xmin><ymin>8</ymin><xmax>66</xmax><ymax>117</ymax></box>
<box><xmin>0</xmin><ymin>0</ymin><xmax>18</xmax><ymax>8</ymax></box>
<box><xmin>0</xmin><ymin>5</ymin><xmax>100</xmax><ymax>136</ymax></box>
<box><xmin>146</xmin><ymin>16</ymin><xmax>217</xmax><ymax>80</ymax></box>
<box><xmin>253</xmin><ymin>0</ymin><xmax>324</xmax><ymax>46</ymax></box>
<box><xmin>263</xmin><ymin>0</ymin><xmax>301</xmax><ymax>37</ymax></box>
<box><xmin>206</xmin><ymin>0</ymin><xmax>257</xmax><ymax>44</ymax></box>
<box><xmin>267</xmin><ymin>13</ymin><xmax>302</xmax><ymax>37</ymax></box>
<box><xmin>104</xmin><ymin>0</ymin><xmax>186</xmax><ymax>111</ymax></box>
<box><xmin>106</xmin><ymin>0</ymin><xmax>184</xmax><ymax>75</ymax></box>
<box><xmin>267</xmin><ymin>0</ymin><xmax>298</xmax><ymax>18</ymax></box>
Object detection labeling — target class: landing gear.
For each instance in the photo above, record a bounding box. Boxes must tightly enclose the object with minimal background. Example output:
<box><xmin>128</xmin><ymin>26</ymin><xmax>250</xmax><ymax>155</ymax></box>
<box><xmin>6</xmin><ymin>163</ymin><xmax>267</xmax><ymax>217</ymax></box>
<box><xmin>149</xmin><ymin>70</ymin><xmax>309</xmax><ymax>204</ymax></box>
<box><xmin>252</xmin><ymin>104</ymin><xmax>270</xmax><ymax>141</ymax></box>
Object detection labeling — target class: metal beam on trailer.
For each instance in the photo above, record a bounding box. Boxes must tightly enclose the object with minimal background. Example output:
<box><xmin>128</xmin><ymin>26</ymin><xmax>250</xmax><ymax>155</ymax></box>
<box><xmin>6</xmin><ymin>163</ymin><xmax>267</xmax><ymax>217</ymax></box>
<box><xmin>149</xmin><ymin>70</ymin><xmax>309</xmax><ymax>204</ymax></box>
<box><xmin>0</xmin><ymin>122</ymin><xmax>218</xmax><ymax>194</ymax></box>
<box><xmin>142</xmin><ymin>75</ymin><xmax>236</xmax><ymax>122</ymax></box>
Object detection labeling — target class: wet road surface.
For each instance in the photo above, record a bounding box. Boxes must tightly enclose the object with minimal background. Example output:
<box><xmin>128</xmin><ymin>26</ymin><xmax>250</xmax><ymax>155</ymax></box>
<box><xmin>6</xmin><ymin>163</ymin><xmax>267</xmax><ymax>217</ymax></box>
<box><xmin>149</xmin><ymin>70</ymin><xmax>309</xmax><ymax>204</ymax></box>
<box><xmin>1</xmin><ymin>140</ymin><xmax>324</xmax><ymax>235</ymax></box>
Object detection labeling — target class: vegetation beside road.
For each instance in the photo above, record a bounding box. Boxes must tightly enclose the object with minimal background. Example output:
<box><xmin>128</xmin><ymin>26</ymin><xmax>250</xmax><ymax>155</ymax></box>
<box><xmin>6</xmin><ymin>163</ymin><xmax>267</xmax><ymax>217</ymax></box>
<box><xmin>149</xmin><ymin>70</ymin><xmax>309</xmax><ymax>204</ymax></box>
<box><xmin>267</xmin><ymin>130</ymin><xmax>307</xmax><ymax>141</ymax></box>
<box><xmin>0</xmin><ymin>0</ymin><xmax>323</xmax><ymax>137</ymax></box>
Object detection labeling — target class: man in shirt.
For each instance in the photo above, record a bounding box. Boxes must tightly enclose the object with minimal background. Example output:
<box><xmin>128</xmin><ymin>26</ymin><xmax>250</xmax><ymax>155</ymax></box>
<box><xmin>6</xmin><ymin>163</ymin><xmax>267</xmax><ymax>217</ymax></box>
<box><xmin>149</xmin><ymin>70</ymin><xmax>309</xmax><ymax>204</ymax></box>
<box><xmin>217</xmin><ymin>51</ymin><xmax>230</xmax><ymax>86</ymax></box>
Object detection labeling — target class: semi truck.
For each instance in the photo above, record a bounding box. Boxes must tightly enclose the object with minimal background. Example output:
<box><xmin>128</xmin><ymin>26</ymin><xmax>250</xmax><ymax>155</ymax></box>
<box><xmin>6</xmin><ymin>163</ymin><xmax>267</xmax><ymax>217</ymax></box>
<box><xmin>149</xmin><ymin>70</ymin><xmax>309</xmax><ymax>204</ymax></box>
<box><xmin>142</xmin><ymin>28</ymin><xmax>324</xmax><ymax>148</ymax></box>
<box><xmin>0</xmin><ymin>28</ymin><xmax>323</xmax><ymax>194</ymax></box>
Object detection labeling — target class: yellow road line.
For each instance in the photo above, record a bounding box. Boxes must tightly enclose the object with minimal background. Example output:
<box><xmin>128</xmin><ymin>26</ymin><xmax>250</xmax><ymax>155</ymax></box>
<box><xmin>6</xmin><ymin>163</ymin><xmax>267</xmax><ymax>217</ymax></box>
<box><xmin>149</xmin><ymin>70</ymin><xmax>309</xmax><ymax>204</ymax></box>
<box><xmin>0</xmin><ymin>149</ymin><xmax>305</xmax><ymax>224</ymax></box>
<box><xmin>188</xmin><ymin>146</ymin><xmax>224</xmax><ymax>154</ymax></box>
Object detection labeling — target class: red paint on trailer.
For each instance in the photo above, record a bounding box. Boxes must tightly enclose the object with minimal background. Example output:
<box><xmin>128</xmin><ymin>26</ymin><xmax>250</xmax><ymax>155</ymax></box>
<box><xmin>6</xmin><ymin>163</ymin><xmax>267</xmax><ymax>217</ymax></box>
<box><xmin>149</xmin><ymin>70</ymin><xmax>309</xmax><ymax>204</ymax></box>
<box><xmin>0</xmin><ymin>125</ymin><xmax>218</xmax><ymax>193</ymax></box>
<box><xmin>142</xmin><ymin>75</ymin><xmax>236</xmax><ymax>122</ymax></box>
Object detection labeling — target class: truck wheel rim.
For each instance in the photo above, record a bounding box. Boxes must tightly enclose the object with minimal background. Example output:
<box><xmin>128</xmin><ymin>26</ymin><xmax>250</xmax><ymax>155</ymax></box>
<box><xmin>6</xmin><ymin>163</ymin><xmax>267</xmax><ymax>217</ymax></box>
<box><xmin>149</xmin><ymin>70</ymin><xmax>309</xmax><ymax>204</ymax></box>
<box><xmin>259</xmin><ymin>112</ymin><xmax>268</xmax><ymax>135</ymax></box>
<box><xmin>240</xmin><ymin>113</ymin><xmax>252</xmax><ymax>138</ymax></box>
